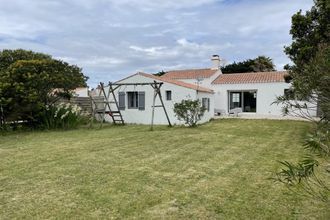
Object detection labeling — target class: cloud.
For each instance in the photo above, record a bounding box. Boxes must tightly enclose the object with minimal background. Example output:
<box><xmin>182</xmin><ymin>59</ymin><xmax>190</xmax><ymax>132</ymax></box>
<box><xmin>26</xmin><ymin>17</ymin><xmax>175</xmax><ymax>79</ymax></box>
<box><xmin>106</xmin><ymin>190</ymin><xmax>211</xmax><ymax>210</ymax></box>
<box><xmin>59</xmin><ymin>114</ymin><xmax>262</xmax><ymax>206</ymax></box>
<box><xmin>107</xmin><ymin>0</ymin><xmax>220</xmax><ymax>9</ymax></box>
<box><xmin>0</xmin><ymin>0</ymin><xmax>314</xmax><ymax>86</ymax></box>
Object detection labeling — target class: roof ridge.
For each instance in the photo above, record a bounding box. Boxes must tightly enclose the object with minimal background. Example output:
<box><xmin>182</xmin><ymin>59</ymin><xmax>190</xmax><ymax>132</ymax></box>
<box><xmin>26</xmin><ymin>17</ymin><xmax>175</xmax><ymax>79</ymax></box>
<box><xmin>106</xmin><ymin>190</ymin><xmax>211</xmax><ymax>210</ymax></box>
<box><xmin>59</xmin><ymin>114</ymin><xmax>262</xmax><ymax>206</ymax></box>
<box><xmin>164</xmin><ymin>68</ymin><xmax>212</xmax><ymax>72</ymax></box>
<box><xmin>220</xmin><ymin>71</ymin><xmax>287</xmax><ymax>75</ymax></box>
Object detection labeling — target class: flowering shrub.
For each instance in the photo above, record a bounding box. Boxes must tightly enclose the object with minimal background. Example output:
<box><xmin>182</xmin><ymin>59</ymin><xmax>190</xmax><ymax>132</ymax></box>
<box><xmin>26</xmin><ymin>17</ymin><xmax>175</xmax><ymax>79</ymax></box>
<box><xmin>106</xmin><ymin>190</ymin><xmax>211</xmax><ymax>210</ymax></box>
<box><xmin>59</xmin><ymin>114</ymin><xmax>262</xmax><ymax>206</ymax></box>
<box><xmin>39</xmin><ymin>103</ymin><xmax>86</xmax><ymax>129</ymax></box>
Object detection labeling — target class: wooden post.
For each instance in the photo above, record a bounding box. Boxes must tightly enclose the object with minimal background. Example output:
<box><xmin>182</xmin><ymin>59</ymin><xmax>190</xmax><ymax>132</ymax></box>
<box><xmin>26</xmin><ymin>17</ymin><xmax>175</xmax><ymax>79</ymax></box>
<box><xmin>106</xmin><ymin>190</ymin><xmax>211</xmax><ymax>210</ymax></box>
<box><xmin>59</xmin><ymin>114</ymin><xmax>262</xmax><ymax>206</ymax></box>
<box><xmin>156</xmin><ymin>83</ymin><xmax>172</xmax><ymax>127</ymax></box>
<box><xmin>89</xmin><ymin>96</ymin><xmax>95</xmax><ymax>128</ymax></box>
<box><xmin>150</xmin><ymin>82</ymin><xmax>157</xmax><ymax>131</ymax></box>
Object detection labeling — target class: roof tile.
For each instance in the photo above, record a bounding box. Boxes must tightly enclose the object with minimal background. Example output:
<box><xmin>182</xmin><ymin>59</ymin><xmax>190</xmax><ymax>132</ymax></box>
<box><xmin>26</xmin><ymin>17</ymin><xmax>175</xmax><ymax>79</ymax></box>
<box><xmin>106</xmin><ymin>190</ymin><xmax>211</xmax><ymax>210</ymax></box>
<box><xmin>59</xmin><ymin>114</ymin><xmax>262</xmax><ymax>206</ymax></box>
<box><xmin>162</xmin><ymin>68</ymin><xmax>217</xmax><ymax>80</ymax></box>
<box><xmin>212</xmin><ymin>71</ymin><xmax>287</xmax><ymax>84</ymax></box>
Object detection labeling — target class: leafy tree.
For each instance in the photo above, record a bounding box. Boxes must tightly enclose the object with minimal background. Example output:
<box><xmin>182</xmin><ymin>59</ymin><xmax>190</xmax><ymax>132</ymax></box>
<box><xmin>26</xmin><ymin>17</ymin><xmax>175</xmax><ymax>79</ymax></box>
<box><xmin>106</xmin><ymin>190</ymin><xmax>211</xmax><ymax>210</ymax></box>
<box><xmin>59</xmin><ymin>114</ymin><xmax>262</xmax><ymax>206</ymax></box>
<box><xmin>0</xmin><ymin>49</ymin><xmax>51</xmax><ymax>70</ymax></box>
<box><xmin>274</xmin><ymin>0</ymin><xmax>330</xmax><ymax>202</ymax></box>
<box><xmin>0</xmin><ymin>49</ymin><xmax>88</xmax><ymax>128</ymax></box>
<box><xmin>221</xmin><ymin>59</ymin><xmax>254</xmax><ymax>73</ymax></box>
<box><xmin>284</xmin><ymin>0</ymin><xmax>329</xmax><ymax>72</ymax></box>
<box><xmin>173</xmin><ymin>99</ymin><xmax>206</xmax><ymax>127</ymax></box>
<box><xmin>221</xmin><ymin>56</ymin><xmax>275</xmax><ymax>73</ymax></box>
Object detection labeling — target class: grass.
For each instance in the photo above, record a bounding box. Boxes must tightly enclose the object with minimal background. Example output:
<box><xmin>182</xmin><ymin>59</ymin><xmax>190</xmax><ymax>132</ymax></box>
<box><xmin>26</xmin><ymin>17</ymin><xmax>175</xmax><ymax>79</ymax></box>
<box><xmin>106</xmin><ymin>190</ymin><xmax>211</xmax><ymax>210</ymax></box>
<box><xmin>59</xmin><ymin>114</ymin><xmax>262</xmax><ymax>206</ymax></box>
<box><xmin>0</xmin><ymin>119</ymin><xmax>329</xmax><ymax>219</ymax></box>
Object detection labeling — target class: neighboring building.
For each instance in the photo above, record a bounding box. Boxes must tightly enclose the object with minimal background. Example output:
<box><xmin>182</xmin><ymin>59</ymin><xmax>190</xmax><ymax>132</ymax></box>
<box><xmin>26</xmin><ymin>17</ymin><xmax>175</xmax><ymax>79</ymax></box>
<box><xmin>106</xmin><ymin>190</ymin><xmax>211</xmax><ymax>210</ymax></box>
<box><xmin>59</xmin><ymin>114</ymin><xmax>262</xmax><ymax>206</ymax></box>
<box><xmin>102</xmin><ymin>72</ymin><xmax>214</xmax><ymax>125</ymax></box>
<box><xmin>73</xmin><ymin>87</ymin><xmax>89</xmax><ymax>97</ymax></box>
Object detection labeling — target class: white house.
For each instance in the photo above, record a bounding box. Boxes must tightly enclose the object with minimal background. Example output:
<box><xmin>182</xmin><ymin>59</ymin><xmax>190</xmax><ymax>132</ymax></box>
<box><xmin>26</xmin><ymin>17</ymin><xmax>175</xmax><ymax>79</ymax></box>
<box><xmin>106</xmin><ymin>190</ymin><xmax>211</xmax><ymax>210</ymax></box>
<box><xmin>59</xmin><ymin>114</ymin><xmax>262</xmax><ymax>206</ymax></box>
<box><xmin>98</xmin><ymin>55</ymin><xmax>316</xmax><ymax>125</ymax></box>
<box><xmin>102</xmin><ymin>72</ymin><xmax>214</xmax><ymax>125</ymax></box>
<box><xmin>161</xmin><ymin>55</ymin><xmax>317</xmax><ymax>118</ymax></box>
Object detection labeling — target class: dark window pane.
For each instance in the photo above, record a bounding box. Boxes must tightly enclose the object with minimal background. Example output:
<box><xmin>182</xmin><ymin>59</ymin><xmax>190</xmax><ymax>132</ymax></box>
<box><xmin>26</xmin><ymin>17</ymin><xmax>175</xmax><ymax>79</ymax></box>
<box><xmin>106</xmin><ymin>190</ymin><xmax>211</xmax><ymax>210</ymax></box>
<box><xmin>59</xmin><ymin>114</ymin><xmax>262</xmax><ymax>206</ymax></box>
<box><xmin>127</xmin><ymin>92</ymin><xmax>139</xmax><ymax>108</ymax></box>
<box><xmin>229</xmin><ymin>92</ymin><xmax>242</xmax><ymax>110</ymax></box>
<box><xmin>243</xmin><ymin>91</ymin><xmax>256</xmax><ymax>112</ymax></box>
<box><xmin>166</xmin><ymin>91</ymin><xmax>172</xmax><ymax>100</ymax></box>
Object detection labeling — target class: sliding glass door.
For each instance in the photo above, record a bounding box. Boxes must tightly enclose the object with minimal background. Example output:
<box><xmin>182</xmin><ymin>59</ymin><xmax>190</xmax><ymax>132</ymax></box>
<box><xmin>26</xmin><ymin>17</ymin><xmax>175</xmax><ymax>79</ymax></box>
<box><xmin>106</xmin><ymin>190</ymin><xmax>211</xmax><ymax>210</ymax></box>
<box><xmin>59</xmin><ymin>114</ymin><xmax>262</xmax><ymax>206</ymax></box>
<box><xmin>229</xmin><ymin>92</ymin><xmax>242</xmax><ymax>109</ymax></box>
<box><xmin>229</xmin><ymin>91</ymin><xmax>257</xmax><ymax>112</ymax></box>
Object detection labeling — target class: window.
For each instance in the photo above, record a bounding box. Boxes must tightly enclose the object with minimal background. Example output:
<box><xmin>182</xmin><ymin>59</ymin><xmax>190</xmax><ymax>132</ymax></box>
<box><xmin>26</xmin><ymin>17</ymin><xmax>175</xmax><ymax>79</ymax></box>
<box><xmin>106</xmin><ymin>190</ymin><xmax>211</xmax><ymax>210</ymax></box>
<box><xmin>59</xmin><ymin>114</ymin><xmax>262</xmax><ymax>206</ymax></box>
<box><xmin>202</xmin><ymin>98</ymin><xmax>210</xmax><ymax>111</ymax></box>
<box><xmin>166</xmin><ymin>90</ymin><xmax>172</xmax><ymax>101</ymax></box>
<box><xmin>127</xmin><ymin>92</ymin><xmax>138</xmax><ymax>109</ymax></box>
<box><xmin>126</xmin><ymin>91</ymin><xmax>145</xmax><ymax>110</ymax></box>
<box><xmin>232</xmin><ymin>93</ymin><xmax>240</xmax><ymax>103</ymax></box>
<box><xmin>229</xmin><ymin>91</ymin><xmax>256</xmax><ymax>112</ymax></box>
<box><xmin>230</xmin><ymin>92</ymin><xmax>242</xmax><ymax>109</ymax></box>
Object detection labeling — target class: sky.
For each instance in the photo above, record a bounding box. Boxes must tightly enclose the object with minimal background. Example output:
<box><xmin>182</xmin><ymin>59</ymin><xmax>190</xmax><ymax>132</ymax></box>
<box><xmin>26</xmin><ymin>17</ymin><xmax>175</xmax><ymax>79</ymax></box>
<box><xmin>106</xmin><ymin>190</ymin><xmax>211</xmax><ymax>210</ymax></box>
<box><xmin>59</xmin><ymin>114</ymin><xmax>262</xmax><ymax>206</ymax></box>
<box><xmin>0</xmin><ymin>0</ymin><xmax>313</xmax><ymax>87</ymax></box>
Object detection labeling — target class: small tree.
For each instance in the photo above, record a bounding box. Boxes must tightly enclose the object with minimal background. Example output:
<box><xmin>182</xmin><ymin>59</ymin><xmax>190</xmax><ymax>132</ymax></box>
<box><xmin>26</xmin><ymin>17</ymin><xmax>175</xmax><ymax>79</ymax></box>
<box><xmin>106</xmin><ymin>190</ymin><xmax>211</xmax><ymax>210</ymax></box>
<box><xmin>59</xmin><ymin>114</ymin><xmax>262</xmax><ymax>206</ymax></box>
<box><xmin>173</xmin><ymin>99</ymin><xmax>206</xmax><ymax>127</ymax></box>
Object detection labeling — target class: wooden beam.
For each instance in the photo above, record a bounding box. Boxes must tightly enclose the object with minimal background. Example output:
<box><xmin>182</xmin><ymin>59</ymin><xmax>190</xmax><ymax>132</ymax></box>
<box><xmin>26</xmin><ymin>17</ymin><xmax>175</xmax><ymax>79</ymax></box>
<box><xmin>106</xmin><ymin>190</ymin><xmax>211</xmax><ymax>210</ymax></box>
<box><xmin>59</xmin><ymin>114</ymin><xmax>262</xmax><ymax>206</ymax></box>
<box><xmin>109</xmin><ymin>82</ymin><xmax>163</xmax><ymax>86</ymax></box>
<box><xmin>150</xmin><ymin>82</ymin><xmax>157</xmax><ymax>131</ymax></box>
<box><xmin>156</xmin><ymin>83</ymin><xmax>172</xmax><ymax>127</ymax></box>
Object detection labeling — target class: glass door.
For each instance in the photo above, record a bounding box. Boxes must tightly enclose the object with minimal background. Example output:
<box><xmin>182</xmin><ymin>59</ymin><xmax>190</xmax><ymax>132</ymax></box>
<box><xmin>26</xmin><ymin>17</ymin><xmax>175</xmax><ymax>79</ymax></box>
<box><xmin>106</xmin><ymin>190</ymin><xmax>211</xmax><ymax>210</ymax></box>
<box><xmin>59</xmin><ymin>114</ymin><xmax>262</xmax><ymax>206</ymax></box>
<box><xmin>229</xmin><ymin>92</ymin><xmax>242</xmax><ymax>110</ymax></box>
<box><xmin>243</xmin><ymin>91</ymin><xmax>256</xmax><ymax>112</ymax></box>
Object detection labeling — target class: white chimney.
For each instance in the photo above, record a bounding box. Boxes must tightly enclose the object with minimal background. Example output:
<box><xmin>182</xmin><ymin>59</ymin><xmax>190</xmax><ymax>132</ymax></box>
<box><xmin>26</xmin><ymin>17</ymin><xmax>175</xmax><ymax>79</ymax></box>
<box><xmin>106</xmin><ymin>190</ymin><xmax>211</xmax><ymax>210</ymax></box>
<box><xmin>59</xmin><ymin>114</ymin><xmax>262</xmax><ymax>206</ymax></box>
<box><xmin>211</xmin><ymin>54</ymin><xmax>221</xmax><ymax>70</ymax></box>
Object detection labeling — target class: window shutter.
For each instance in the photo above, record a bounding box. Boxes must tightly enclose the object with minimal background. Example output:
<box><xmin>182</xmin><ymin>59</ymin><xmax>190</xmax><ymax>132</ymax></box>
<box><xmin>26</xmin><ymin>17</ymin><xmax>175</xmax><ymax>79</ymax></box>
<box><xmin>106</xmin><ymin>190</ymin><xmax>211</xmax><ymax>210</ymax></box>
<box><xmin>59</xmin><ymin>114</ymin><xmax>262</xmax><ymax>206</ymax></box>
<box><xmin>138</xmin><ymin>92</ymin><xmax>145</xmax><ymax>110</ymax></box>
<box><xmin>118</xmin><ymin>92</ymin><xmax>125</xmax><ymax>110</ymax></box>
<box><xmin>207</xmin><ymin>98</ymin><xmax>210</xmax><ymax>111</ymax></box>
<box><xmin>202</xmin><ymin>98</ymin><xmax>206</xmax><ymax>109</ymax></box>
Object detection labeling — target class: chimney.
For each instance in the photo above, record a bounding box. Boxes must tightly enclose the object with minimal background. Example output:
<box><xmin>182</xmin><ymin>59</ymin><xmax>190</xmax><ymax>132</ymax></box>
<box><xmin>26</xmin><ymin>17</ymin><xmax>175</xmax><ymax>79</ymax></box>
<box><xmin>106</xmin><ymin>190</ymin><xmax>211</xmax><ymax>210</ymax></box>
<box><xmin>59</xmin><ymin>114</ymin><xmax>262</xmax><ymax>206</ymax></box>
<box><xmin>211</xmin><ymin>54</ymin><xmax>220</xmax><ymax>70</ymax></box>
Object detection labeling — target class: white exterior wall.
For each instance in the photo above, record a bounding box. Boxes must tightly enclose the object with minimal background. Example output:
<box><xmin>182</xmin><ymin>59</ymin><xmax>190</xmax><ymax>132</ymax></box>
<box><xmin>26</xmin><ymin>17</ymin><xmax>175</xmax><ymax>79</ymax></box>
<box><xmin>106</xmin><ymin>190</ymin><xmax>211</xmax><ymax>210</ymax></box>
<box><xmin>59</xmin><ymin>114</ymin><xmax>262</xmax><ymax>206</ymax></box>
<box><xmin>73</xmin><ymin>88</ymin><xmax>89</xmax><ymax>97</ymax></box>
<box><xmin>212</xmin><ymin>82</ymin><xmax>291</xmax><ymax>116</ymax></box>
<box><xmin>197</xmin><ymin>91</ymin><xmax>215</xmax><ymax>122</ymax></box>
<box><xmin>103</xmin><ymin>74</ymin><xmax>214</xmax><ymax>125</ymax></box>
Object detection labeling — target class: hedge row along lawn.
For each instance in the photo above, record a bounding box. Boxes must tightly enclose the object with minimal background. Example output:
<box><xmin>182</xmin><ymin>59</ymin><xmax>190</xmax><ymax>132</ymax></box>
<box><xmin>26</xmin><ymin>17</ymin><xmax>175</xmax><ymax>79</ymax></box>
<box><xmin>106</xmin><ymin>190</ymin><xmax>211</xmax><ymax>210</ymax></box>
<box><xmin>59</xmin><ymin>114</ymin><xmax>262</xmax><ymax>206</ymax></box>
<box><xmin>0</xmin><ymin>119</ymin><xmax>329</xmax><ymax>219</ymax></box>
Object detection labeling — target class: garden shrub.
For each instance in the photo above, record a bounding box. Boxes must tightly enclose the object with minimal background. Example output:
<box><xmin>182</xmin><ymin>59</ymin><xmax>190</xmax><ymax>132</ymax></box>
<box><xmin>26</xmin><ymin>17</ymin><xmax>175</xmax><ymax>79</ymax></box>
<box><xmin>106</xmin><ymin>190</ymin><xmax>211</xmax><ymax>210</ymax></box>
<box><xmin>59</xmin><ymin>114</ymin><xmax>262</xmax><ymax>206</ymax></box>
<box><xmin>173</xmin><ymin>99</ymin><xmax>206</xmax><ymax>127</ymax></box>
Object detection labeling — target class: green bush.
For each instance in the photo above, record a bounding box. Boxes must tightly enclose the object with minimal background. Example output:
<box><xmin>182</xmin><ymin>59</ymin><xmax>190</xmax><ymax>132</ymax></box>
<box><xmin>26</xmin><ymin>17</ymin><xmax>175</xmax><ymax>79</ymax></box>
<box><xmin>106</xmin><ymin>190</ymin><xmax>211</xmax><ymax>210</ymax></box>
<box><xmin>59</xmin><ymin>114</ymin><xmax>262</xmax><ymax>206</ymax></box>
<box><xmin>173</xmin><ymin>99</ymin><xmax>206</xmax><ymax>127</ymax></box>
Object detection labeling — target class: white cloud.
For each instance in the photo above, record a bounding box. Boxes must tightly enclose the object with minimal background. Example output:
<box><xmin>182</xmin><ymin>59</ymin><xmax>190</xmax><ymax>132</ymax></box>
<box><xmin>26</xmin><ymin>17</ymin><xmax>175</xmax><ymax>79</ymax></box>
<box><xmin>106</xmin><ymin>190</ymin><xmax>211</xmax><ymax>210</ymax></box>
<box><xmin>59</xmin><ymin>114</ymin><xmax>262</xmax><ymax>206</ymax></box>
<box><xmin>108</xmin><ymin>0</ymin><xmax>220</xmax><ymax>9</ymax></box>
<box><xmin>129</xmin><ymin>46</ymin><xmax>167</xmax><ymax>54</ymax></box>
<box><xmin>0</xmin><ymin>0</ymin><xmax>314</xmax><ymax>86</ymax></box>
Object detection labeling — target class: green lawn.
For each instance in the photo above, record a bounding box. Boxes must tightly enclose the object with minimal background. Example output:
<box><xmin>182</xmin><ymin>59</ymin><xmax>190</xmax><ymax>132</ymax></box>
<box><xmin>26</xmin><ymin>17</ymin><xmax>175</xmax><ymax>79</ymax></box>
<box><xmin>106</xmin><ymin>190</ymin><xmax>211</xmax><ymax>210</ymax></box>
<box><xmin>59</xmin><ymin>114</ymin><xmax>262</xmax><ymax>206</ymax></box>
<box><xmin>0</xmin><ymin>119</ymin><xmax>329</xmax><ymax>219</ymax></box>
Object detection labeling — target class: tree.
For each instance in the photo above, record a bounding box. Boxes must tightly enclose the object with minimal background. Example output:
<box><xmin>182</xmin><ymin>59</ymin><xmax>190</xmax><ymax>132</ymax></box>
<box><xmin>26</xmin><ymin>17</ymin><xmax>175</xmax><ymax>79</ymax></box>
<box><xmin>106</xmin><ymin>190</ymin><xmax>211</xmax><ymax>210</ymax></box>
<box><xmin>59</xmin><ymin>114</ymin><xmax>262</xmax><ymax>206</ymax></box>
<box><xmin>0</xmin><ymin>49</ymin><xmax>88</xmax><ymax>128</ymax></box>
<box><xmin>153</xmin><ymin>70</ymin><xmax>167</xmax><ymax>76</ymax></box>
<box><xmin>173</xmin><ymin>99</ymin><xmax>206</xmax><ymax>127</ymax></box>
<box><xmin>221</xmin><ymin>56</ymin><xmax>275</xmax><ymax>73</ymax></box>
<box><xmin>280</xmin><ymin>0</ymin><xmax>330</xmax><ymax>120</ymax></box>
<box><xmin>251</xmin><ymin>56</ymin><xmax>276</xmax><ymax>72</ymax></box>
<box><xmin>274</xmin><ymin>0</ymin><xmax>330</xmax><ymax>202</ymax></box>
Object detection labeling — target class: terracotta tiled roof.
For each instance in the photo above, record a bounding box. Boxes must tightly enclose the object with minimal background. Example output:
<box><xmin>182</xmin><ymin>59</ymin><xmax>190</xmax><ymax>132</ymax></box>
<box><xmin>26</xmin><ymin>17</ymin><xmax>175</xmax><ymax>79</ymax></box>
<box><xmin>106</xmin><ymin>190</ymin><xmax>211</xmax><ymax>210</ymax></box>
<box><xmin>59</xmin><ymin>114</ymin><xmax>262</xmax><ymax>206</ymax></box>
<box><xmin>212</xmin><ymin>71</ymin><xmax>287</xmax><ymax>84</ymax></box>
<box><xmin>161</xmin><ymin>68</ymin><xmax>218</xmax><ymax>80</ymax></box>
<box><xmin>138</xmin><ymin>72</ymin><xmax>214</xmax><ymax>93</ymax></box>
